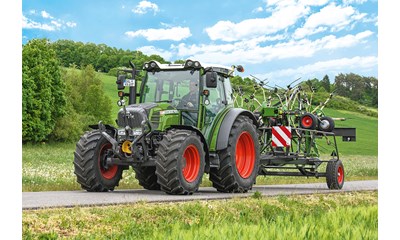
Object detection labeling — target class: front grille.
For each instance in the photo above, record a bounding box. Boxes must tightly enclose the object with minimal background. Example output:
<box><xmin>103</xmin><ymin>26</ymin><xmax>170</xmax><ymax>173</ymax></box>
<box><xmin>118</xmin><ymin>107</ymin><xmax>148</xmax><ymax>128</ymax></box>
<box><xmin>150</xmin><ymin>111</ymin><xmax>160</xmax><ymax>129</ymax></box>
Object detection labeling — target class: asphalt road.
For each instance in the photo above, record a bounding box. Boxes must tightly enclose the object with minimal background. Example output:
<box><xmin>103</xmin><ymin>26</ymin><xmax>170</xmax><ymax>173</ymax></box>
<box><xmin>22</xmin><ymin>180</ymin><xmax>377</xmax><ymax>210</ymax></box>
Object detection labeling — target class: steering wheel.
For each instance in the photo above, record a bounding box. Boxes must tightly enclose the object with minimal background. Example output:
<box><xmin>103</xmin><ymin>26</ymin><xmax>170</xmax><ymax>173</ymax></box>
<box><xmin>211</xmin><ymin>98</ymin><xmax>222</xmax><ymax>112</ymax></box>
<box><xmin>172</xmin><ymin>98</ymin><xmax>181</xmax><ymax>108</ymax></box>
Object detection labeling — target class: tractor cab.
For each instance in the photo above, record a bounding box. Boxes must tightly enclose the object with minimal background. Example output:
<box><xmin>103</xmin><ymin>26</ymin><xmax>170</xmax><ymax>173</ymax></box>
<box><xmin>138</xmin><ymin>60</ymin><xmax>237</xmax><ymax>131</ymax></box>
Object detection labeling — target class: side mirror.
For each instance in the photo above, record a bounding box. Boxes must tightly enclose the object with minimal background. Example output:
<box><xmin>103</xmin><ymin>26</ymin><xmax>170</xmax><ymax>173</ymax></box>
<box><xmin>116</xmin><ymin>75</ymin><xmax>126</xmax><ymax>90</ymax></box>
<box><xmin>236</xmin><ymin>65</ymin><xmax>244</xmax><ymax>73</ymax></box>
<box><xmin>205</xmin><ymin>72</ymin><xmax>218</xmax><ymax>88</ymax></box>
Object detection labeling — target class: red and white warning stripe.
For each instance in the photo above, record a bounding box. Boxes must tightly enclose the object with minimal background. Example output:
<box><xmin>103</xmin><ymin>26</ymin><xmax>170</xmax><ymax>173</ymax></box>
<box><xmin>272</xmin><ymin>126</ymin><xmax>292</xmax><ymax>147</ymax></box>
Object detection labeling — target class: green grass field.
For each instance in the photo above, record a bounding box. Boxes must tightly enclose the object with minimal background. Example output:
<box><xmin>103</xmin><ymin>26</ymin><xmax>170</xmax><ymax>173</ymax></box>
<box><xmin>22</xmin><ymin>191</ymin><xmax>377</xmax><ymax>239</ymax></box>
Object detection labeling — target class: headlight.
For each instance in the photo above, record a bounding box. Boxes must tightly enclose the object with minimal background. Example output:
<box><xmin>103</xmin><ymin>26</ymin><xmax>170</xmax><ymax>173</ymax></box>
<box><xmin>184</xmin><ymin>59</ymin><xmax>202</xmax><ymax>69</ymax></box>
<box><xmin>143</xmin><ymin>61</ymin><xmax>160</xmax><ymax>71</ymax></box>
<box><xmin>132</xmin><ymin>129</ymin><xmax>142</xmax><ymax>136</ymax></box>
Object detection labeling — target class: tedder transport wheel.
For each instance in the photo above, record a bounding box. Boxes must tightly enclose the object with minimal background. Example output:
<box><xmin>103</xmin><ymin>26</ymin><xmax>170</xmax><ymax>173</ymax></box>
<box><xmin>210</xmin><ymin>115</ymin><xmax>260</xmax><ymax>193</ymax></box>
<box><xmin>74</xmin><ymin>130</ymin><xmax>123</xmax><ymax>192</ymax></box>
<box><xmin>133</xmin><ymin>166</ymin><xmax>160</xmax><ymax>190</ymax></box>
<box><xmin>300</xmin><ymin>113</ymin><xmax>318</xmax><ymax>130</ymax></box>
<box><xmin>318</xmin><ymin>116</ymin><xmax>335</xmax><ymax>132</ymax></box>
<box><xmin>155</xmin><ymin>129</ymin><xmax>205</xmax><ymax>195</ymax></box>
<box><xmin>326</xmin><ymin>160</ymin><xmax>345</xmax><ymax>189</ymax></box>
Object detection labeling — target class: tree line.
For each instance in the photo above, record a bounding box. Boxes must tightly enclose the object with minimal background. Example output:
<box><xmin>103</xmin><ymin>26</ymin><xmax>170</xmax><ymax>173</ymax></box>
<box><xmin>303</xmin><ymin>74</ymin><xmax>377</xmax><ymax>107</ymax></box>
<box><xmin>52</xmin><ymin>39</ymin><xmax>169</xmax><ymax>73</ymax></box>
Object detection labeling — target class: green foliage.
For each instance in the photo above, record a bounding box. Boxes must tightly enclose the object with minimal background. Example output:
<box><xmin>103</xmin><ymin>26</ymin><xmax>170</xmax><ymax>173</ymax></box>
<box><xmin>107</xmin><ymin>67</ymin><xmax>120</xmax><ymax>77</ymax></box>
<box><xmin>321</xmin><ymin>74</ymin><xmax>331</xmax><ymax>92</ymax></box>
<box><xmin>335</xmin><ymin>73</ymin><xmax>378</xmax><ymax>107</ymax></box>
<box><xmin>312</xmin><ymin>92</ymin><xmax>378</xmax><ymax>117</ymax></box>
<box><xmin>22</xmin><ymin>39</ymin><xmax>66</xmax><ymax>142</ymax></box>
<box><xmin>174</xmin><ymin>59</ymin><xmax>186</xmax><ymax>64</ymax></box>
<box><xmin>252</xmin><ymin>191</ymin><xmax>262</xmax><ymax>199</ymax></box>
<box><xmin>51</xmin><ymin>65</ymin><xmax>113</xmax><ymax>142</ymax></box>
<box><xmin>230</xmin><ymin>75</ymin><xmax>257</xmax><ymax>93</ymax></box>
<box><xmin>51</xmin><ymin>39</ymin><xmax>170</xmax><ymax>73</ymax></box>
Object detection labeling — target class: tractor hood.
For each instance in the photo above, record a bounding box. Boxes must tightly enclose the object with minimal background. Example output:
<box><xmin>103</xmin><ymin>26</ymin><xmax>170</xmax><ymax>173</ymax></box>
<box><xmin>117</xmin><ymin>103</ymin><xmax>157</xmax><ymax>129</ymax></box>
<box><xmin>117</xmin><ymin>102</ymin><xmax>180</xmax><ymax>131</ymax></box>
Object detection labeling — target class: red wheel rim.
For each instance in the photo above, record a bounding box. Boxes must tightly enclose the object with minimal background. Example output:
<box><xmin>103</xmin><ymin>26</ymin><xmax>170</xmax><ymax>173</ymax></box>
<box><xmin>98</xmin><ymin>143</ymin><xmax>118</xmax><ymax>180</ymax></box>
<box><xmin>182</xmin><ymin>144</ymin><xmax>200</xmax><ymax>182</ymax></box>
<box><xmin>337</xmin><ymin>166</ymin><xmax>344</xmax><ymax>184</ymax></box>
<box><xmin>235</xmin><ymin>131</ymin><xmax>256</xmax><ymax>179</ymax></box>
<box><xmin>301</xmin><ymin>116</ymin><xmax>313</xmax><ymax>128</ymax></box>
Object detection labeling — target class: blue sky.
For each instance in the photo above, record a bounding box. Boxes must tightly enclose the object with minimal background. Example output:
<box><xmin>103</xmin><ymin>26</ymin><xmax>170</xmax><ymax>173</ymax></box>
<box><xmin>22</xmin><ymin>0</ymin><xmax>378</xmax><ymax>86</ymax></box>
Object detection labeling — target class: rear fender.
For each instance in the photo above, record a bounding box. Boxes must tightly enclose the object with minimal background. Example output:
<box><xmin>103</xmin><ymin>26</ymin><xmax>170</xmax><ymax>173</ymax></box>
<box><xmin>215</xmin><ymin>109</ymin><xmax>258</xmax><ymax>151</ymax></box>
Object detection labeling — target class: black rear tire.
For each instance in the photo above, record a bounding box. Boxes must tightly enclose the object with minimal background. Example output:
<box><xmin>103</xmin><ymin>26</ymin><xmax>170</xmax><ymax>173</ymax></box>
<box><xmin>155</xmin><ymin>129</ymin><xmax>205</xmax><ymax>195</ymax></box>
<box><xmin>210</xmin><ymin>115</ymin><xmax>260</xmax><ymax>193</ymax></box>
<box><xmin>133</xmin><ymin>166</ymin><xmax>160</xmax><ymax>190</ymax></box>
<box><xmin>326</xmin><ymin>160</ymin><xmax>344</xmax><ymax>189</ymax></box>
<box><xmin>74</xmin><ymin>130</ymin><xmax>123</xmax><ymax>192</ymax></box>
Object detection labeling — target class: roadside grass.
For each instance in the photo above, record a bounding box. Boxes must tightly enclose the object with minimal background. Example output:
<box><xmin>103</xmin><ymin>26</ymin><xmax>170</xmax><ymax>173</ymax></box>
<box><xmin>22</xmin><ymin>142</ymin><xmax>377</xmax><ymax>191</ymax></box>
<box><xmin>22</xmin><ymin>191</ymin><xmax>378</xmax><ymax>239</ymax></box>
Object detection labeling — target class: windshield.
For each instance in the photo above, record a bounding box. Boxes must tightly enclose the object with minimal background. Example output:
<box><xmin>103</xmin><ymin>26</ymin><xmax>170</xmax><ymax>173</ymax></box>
<box><xmin>142</xmin><ymin>70</ymin><xmax>200</xmax><ymax>110</ymax></box>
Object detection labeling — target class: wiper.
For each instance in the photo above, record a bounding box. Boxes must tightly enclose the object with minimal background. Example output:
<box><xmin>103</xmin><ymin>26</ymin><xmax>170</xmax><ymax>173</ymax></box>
<box><xmin>155</xmin><ymin>100</ymin><xmax>172</xmax><ymax>103</ymax></box>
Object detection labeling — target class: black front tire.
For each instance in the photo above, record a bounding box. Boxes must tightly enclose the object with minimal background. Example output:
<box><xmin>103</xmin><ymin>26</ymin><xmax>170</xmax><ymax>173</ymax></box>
<box><xmin>133</xmin><ymin>166</ymin><xmax>160</xmax><ymax>190</ymax></box>
<box><xmin>155</xmin><ymin>129</ymin><xmax>205</xmax><ymax>195</ymax></box>
<box><xmin>74</xmin><ymin>130</ymin><xmax>123</xmax><ymax>192</ymax></box>
<box><xmin>210</xmin><ymin>115</ymin><xmax>260</xmax><ymax>193</ymax></box>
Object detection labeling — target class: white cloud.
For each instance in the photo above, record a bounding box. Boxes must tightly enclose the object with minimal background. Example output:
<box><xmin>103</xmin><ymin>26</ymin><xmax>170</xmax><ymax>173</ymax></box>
<box><xmin>41</xmin><ymin>10</ymin><xmax>53</xmax><ymax>19</ymax></box>
<box><xmin>323</xmin><ymin>30</ymin><xmax>373</xmax><ymax>49</ymax></box>
<box><xmin>125</xmin><ymin>26</ymin><xmax>192</xmax><ymax>41</ymax></box>
<box><xmin>22</xmin><ymin>13</ymin><xmax>77</xmax><ymax>31</ymax></box>
<box><xmin>205</xmin><ymin>1</ymin><xmax>310</xmax><ymax>42</ymax></box>
<box><xmin>132</xmin><ymin>0</ymin><xmax>159</xmax><ymax>15</ymax></box>
<box><xmin>299</xmin><ymin>0</ymin><xmax>330</xmax><ymax>6</ymax></box>
<box><xmin>342</xmin><ymin>0</ymin><xmax>368</xmax><ymax>5</ymax></box>
<box><xmin>172</xmin><ymin>30</ymin><xmax>374</xmax><ymax>65</ymax></box>
<box><xmin>137</xmin><ymin>46</ymin><xmax>173</xmax><ymax>61</ymax></box>
<box><xmin>254</xmin><ymin>55</ymin><xmax>377</xmax><ymax>82</ymax></box>
<box><xmin>252</xmin><ymin>7</ymin><xmax>264</xmax><ymax>13</ymax></box>
<box><xmin>66</xmin><ymin>21</ymin><xmax>77</xmax><ymax>28</ymax></box>
<box><xmin>293</xmin><ymin>3</ymin><xmax>365</xmax><ymax>39</ymax></box>
<box><xmin>22</xmin><ymin>15</ymin><xmax>55</xmax><ymax>31</ymax></box>
<box><xmin>51</xmin><ymin>20</ymin><xmax>62</xmax><ymax>28</ymax></box>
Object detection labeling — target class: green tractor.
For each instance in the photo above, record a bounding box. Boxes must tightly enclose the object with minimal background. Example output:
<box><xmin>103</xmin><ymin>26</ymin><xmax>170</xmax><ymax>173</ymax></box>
<box><xmin>73</xmin><ymin>60</ymin><xmax>260</xmax><ymax>194</ymax></box>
